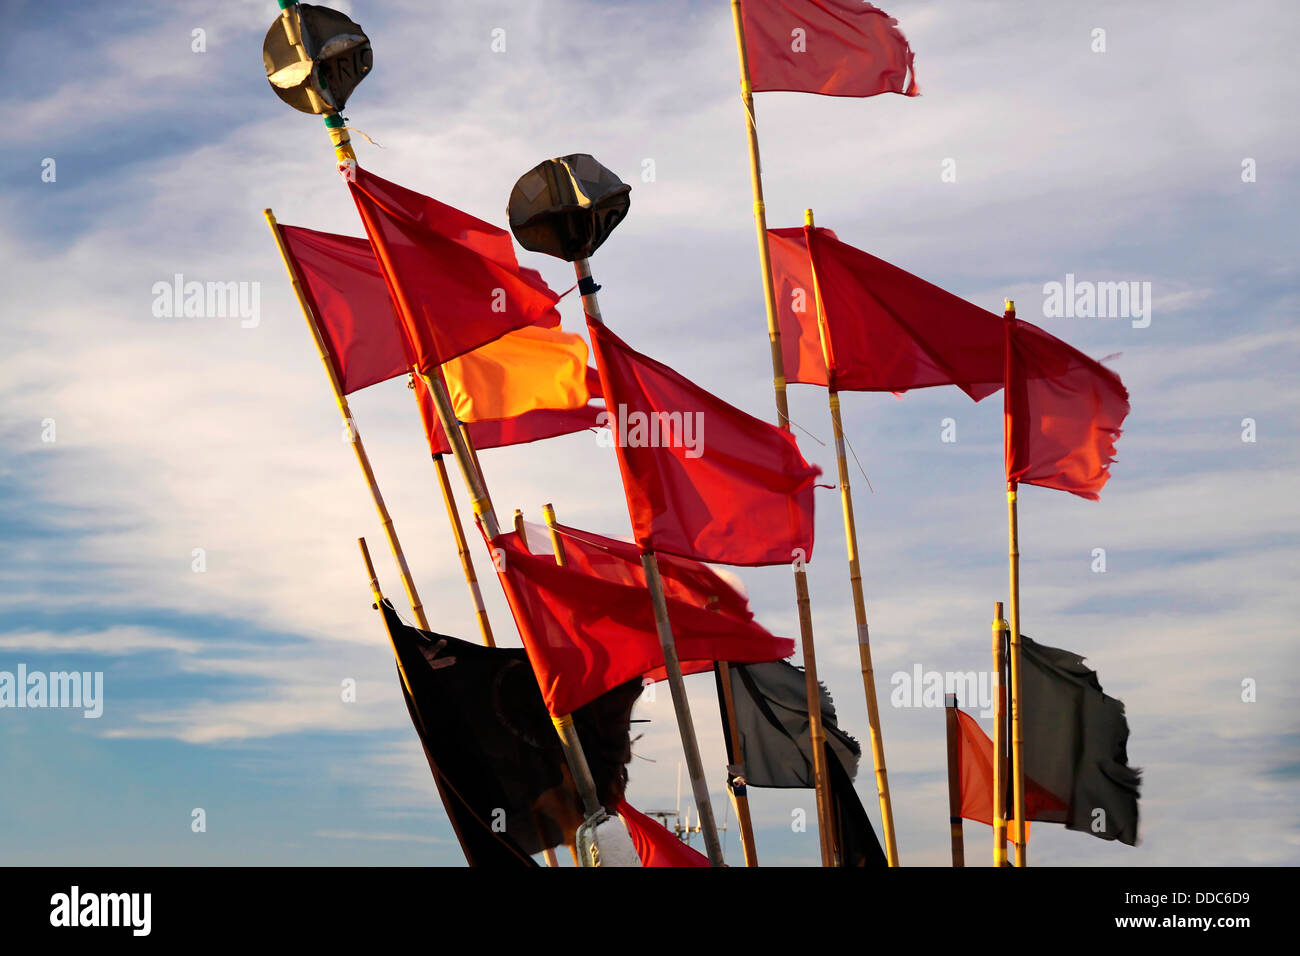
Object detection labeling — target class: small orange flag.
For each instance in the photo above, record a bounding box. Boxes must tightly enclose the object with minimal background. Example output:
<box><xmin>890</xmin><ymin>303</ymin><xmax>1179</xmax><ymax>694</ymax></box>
<box><xmin>443</xmin><ymin>325</ymin><xmax>590</xmax><ymax>423</ymax></box>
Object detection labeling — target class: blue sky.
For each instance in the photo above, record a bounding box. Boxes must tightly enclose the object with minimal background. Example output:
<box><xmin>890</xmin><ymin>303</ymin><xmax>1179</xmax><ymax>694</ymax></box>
<box><xmin>1</xmin><ymin>0</ymin><xmax>1296</xmax><ymax>866</ymax></box>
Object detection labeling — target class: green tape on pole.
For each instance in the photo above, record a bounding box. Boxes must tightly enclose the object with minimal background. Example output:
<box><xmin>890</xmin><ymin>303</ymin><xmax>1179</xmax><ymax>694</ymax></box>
<box><xmin>277</xmin><ymin>0</ymin><xmax>298</xmax><ymax>9</ymax></box>
<box><xmin>323</xmin><ymin>114</ymin><xmax>345</xmax><ymax>129</ymax></box>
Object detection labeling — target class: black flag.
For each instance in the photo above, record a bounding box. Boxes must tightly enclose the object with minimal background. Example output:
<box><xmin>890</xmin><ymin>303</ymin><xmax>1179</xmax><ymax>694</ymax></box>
<box><xmin>824</xmin><ymin>742</ymin><xmax>888</xmax><ymax>867</ymax></box>
<box><xmin>1020</xmin><ymin>635</ymin><xmax>1141</xmax><ymax>846</ymax></box>
<box><xmin>719</xmin><ymin>660</ymin><xmax>885</xmax><ymax>866</ymax></box>
<box><xmin>718</xmin><ymin>660</ymin><xmax>860</xmax><ymax>787</ymax></box>
<box><xmin>380</xmin><ymin>600</ymin><xmax>642</xmax><ymax>866</ymax></box>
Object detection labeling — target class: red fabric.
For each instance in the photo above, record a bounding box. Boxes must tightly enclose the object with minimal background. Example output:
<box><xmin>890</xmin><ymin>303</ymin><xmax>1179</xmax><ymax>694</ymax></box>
<box><xmin>489</xmin><ymin>531</ymin><xmax>794</xmax><ymax>716</ymax></box>
<box><xmin>348</xmin><ymin>166</ymin><xmax>560</xmax><ymax>371</ymax></box>
<box><xmin>546</xmin><ymin>522</ymin><xmax>756</xmax><ymax>684</ymax></box>
<box><xmin>1004</xmin><ymin>316</ymin><xmax>1130</xmax><ymax>500</ymax></box>
<box><xmin>549</xmin><ymin>523</ymin><xmax>756</xmax><ymax>625</ymax></box>
<box><xmin>587</xmin><ymin>319</ymin><xmax>822</xmax><ymax>567</ymax></box>
<box><xmin>955</xmin><ymin>709</ymin><xmax>1068</xmax><ymax>835</ymax></box>
<box><xmin>740</xmin><ymin>0</ymin><xmax>918</xmax><ymax>97</ymax></box>
<box><xmin>617</xmin><ymin>799</ymin><xmax>710</xmax><ymax>867</ymax></box>
<box><xmin>414</xmin><ymin>368</ymin><xmax>605</xmax><ymax>455</ymax></box>
<box><xmin>767</xmin><ymin>227</ymin><xmax>831</xmax><ymax>387</ymax></box>
<box><xmin>277</xmin><ymin>224</ymin><xmax>410</xmax><ymax>395</ymax></box>
<box><xmin>771</xmin><ymin>226</ymin><xmax>1005</xmax><ymax>399</ymax></box>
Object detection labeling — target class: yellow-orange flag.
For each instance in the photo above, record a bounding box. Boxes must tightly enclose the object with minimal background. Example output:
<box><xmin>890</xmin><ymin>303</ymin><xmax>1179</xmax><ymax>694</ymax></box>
<box><xmin>444</xmin><ymin>325</ymin><xmax>590</xmax><ymax>423</ymax></box>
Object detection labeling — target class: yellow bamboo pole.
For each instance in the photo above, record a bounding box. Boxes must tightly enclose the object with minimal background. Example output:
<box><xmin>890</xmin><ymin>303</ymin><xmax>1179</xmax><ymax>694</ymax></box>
<box><xmin>429</xmin><ymin>449</ymin><xmax>495</xmax><ymax>647</ymax></box>
<box><xmin>540</xmin><ymin>504</ymin><xmax>567</xmax><ymax>566</ymax></box>
<box><xmin>358</xmin><ymin>536</ymin><xmax>412</xmax><ymax>696</ymax></box>
<box><xmin>1003</xmin><ymin>299</ymin><xmax>1027</xmax><ymax>867</ymax></box>
<box><xmin>803</xmin><ymin>208</ymin><xmax>899</xmax><ymax>866</ymax></box>
<box><xmin>419</xmin><ymin>366</ymin><xmax>606</xmax><ymax>839</ymax></box>
<box><xmin>544</xmin><ymin>501</ymin><xmax>759</xmax><ymax>866</ymax></box>
<box><xmin>992</xmin><ymin>601</ymin><xmax>1009</xmax><ymax>867</ymax></box>
<box><xmin>1007</xmin><ymin>482</ymin><xmax>1027</xmax><ymax>867</ymax></box>
<box><xmin>717</xmin><ymin>661</ymin><xmax>760</xmax><ymax>866</ymax></box>
<box><xmin>307</xmin><ymin>99</ymin><xmax>606</xmax><ymax>857</ymax></box>
<box><xmin>265</xmin><ymin>208</ymin><xmax>429</xmax><ymax>631</ymax></box>
<box><xmin>730</xmin><ymin>0</ymin><xmax>835</xmax><ymax>868</ymax></box>
<box><xmin>578</xmin><ymin>259</ymin><xmax>725</xmax><ymax>868</ymax></box>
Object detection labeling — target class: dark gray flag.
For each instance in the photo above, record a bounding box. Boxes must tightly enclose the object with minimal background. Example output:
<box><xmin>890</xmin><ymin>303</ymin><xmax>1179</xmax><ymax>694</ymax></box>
<box><xmin>719</xmin><ymin>660</ymin><xmax>861</xmax><ymax>789</ymax></box>
<box><xmin>1020</xmin><ymin>635</ymin><xmax>1141</xmax><ymax>846</ymax></box>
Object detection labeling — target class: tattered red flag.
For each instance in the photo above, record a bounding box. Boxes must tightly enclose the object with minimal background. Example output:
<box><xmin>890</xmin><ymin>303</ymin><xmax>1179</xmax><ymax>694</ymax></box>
<box><xmin>587</xmin><ymin>318</ymin><xmax>822</xmax><ymax>567</ymax></box>
<box><xmin>348</xmin><ymin>165</ymin><xmax>560</xmax><ymax>371</ymax></box>
<box><xmin>739</xmin><ymin>0</ymin><xmax>918</xmax><ymax>98</ymax></box>
<box><xmin>413</xmin><ymin>370</ymin><xmax>605</xmax><ymax>455</ymax></box>
<box><xmin>277</xmin><ymin>224</ymin><xmax>410</xmax><ymax>395</ymax></box>
<box><xmin>489</xmin><ymin>530</ymin><xmax>794</xmax><ymax>716</ymax></box>
<box><xmin>617</xmin><ymin>800</ymin><xmax>711</xmax><ymax>867</ymax></box>
<box><xmin>768</xmin><ymin>226</ymin><xmax>1005</xmax><ymax>399</ymax></box>
<box><xmin>1004</xmin><ymin>316</ymin><xmax>1130</xmax><ymax>500</ymax></box>
<box><xmin>954</xmin><ymin>708</ymin><xmax>1068</xmax><ymax>838</ymax></box>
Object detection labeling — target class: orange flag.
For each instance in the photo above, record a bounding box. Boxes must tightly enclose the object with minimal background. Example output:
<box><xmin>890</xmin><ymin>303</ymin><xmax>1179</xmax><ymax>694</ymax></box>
<box><xmin>444</xmin><ymin>325</ymin><xmax>590</xmax><ymax>423</ymax></box>
<box><xmin>955</xmin><ymin>708</ymin><xmax>1068</xmax><ymax>838</ymax></box>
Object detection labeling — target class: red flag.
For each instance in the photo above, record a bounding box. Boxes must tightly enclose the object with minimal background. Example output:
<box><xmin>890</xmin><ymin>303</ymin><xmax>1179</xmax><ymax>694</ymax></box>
<box><xmin>587</xmin><ymin>319</ymin><xmax>822</xmax><ymax>567</ymax></box>
<box><xmin>770</xmin><ymin>226</ymin><xmax>1005</xmax><ymax>399</ymax></box>
<box><xmin>542</xmin><ymin>521</ymin><xmax>760</xmax><ymax>683</ymax></box>
<box><xmin>348</xmin><ymin>165</ymin><xmax>561</xmax><ymax>371</ymax></box>
<box><xmin>767</xmin><ymin>226</ymin><xmax>831</xmax><ymax>387</ymax></box>
<box><xmin>617</xmin><ymin>800</ymin><xmax>710</xmax><ymax>867</ymax></box>
<box><xmin>548</xmin><ymin>522</ymin><xmax>756</xmax><ymax>626</ymax></box>
<box><xmin>489</xmin><ymin>530</ymin><xmax>794</xmax><ymax>716</ymax></box>
<box><xmin>277</xmin><ymin>224</ymin><xmax>409</xmax><ymax>395</ymax></box>
<box><xmin>740</xmin><ymin>0</ymin><xmax>918</xmax><ymax>98</ymax></box>
<box><xmin>955</xmin><ymin>708</ymin><xmax>1067</xmax><ymax>836</ymax></box>
<box><xmin>1004</xmin><ymin>316</ymin><xmax>1130</xmax><ymax>500</ymax></box>
<box><xmin>413</xmin><ymin>369</ymin><xmax>606</xmax><ymax>455</ymax></box>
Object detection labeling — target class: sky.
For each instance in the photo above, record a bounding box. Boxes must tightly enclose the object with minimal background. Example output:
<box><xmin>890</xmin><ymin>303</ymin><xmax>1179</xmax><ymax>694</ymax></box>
<box><xmin>0</xmin><ymin>0</ymin><xmax>1296</xmax><ymax>866</ymax></box>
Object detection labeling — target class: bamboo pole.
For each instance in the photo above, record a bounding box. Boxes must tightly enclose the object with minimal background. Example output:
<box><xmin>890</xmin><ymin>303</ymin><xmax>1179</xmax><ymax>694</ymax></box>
<box><xmin>541</xmin><ymin>504</ymin><xmax>567</xmax><ymax>566</ymax></box>
<box><xmin>1003</xmin><ymin>300</ymin><xmax>1027</xmax><ymax>867</ymax></box>
<box><xmin>943</xmin><ymin>692</ymin><xmax>964</xmax><ymax>867</ymax></box>
<box><xmin>418</xmin><ymin>364</ymin><xmax>607</xmax><ymax>832</ymax></box>
<box><xmin>803</xmin><ymin>208</ymin><xmax>899</xmax><ymax>866</ymax></box>
<box><xmin>264</xmin><ymin>208</ymin><xmax>430</xmax><ymax>631</ymax></box>
<box><xmin>358</xmin><ymin>536</ymin><xmax>412</xmax><ymax>696</ymax></box>
<box><xmin>578</xmin><ymin>257</ymin><xmax>724</xmax><ymax>868</ymax></box>
<box><xmin>717</xmin><ymin>662</ymin><xmax>760</xmax><ymax>866</ymax></box>
<box><xmin>428</xmin><ymin>450</ymin><xmax>495</xmax><ymax>647</ymax></box>
<box><xmin>544</xmin><ymin>502</ymin><xmax>760</xmax><ymax>866</ymax></box>
<box><xmin>992</xmin><ymin>601</ymin><xmax>1009</xmax><ymax>867</ymax></box>
<box><xmin>730</xmin><ymin>0</ymin><xmax>835</xmax><ymax>867</ymax></box>
<box><xmin>1007</xmin><ymin>483</ymin><xmax>1027</xmax><ymax>867</ymax></box>
<box><xmin>641</xmin><ymin>549</ymin><xmax>724</xmax><ymax>867</ymax></box>
<box><xmin>311</xmin><ymin>105</ymin><xmax>607</xmax><ymax>857</ymax></box>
